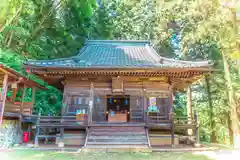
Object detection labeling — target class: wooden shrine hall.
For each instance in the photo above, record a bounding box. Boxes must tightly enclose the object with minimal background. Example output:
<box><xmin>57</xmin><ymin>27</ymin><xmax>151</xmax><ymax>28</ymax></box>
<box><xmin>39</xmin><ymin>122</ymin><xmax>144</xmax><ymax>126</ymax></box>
<box><xmin>24</xmin><ymin>40</ymin><xmax>213</xmax><ymax>150</ymax></box>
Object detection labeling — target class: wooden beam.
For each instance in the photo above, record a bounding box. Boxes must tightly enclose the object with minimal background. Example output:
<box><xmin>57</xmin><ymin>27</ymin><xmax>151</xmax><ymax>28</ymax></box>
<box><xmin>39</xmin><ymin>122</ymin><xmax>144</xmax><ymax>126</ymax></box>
<box><xmin>0</xmin><ymin>73</ymin><xmax>8</xmax><ymax>126</ymax></box>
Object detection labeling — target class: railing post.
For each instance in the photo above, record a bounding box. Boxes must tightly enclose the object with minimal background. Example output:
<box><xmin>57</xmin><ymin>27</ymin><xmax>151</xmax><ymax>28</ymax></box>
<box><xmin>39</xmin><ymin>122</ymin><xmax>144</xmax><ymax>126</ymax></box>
<box><xmin>34</xmin><ymin>110</ymin><xmax>41</xmax><ymax>147</ymax></box>
<box><xmin>59</xmin><ymin>114</ymin><xmax>64</xmax><ymax>148</ymax></box>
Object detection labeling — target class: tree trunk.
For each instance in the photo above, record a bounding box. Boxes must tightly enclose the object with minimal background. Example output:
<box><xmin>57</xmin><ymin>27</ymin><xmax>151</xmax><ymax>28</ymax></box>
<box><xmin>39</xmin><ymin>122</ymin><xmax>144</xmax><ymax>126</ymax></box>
<box><xmin>205</xmin><ymin>76</ymin><xmax>217</xmax><ymax>142</ymax></box>
<box><xmin>227</xmin><ymin>112</ymin><xmax>233</xmax><ymax>145</ymax></box>
<box><xmin>0</xmin><ymin>4</ymin><xmax>22</xmax><ymax>33</ymax></box>
<box><xmin>222</xmin><ymin>53</ymin><xmax>240</xmax><ymax>148</ymax></box>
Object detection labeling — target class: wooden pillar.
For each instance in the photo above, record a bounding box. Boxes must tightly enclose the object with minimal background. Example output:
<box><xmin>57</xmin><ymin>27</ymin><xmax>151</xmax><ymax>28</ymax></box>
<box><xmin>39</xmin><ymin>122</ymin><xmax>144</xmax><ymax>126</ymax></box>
<box><xmin>20</xmin><ymin>84</ymin><xmax>27</xmax><ymax>114</ymax></box>
<box><xmin>187</xmin><ymin>87</ymin><xmax>193</xmax><ymax>135</ymax></box>
<box><xmin>169</xmin><ymin>89</ymin><xmax>174</xmax><ymax>119</ymax></box>
<box><xmin>143</xmin><ymin>96</ymin><xmax>147</xmax><ymax>123</ymax></box>
<box><xmin>18</xmin><ymin>84</ymin><xmax>26</xmax><ymax>143</ymax></box>
<box><xmin>89</xmin><ymin>82</ymin><xmax>94</xmax><ymax>124</ymax></box>
<box><xmin>0</xmin><ymin>74</ymin><xmax>8</xmax><ymax>126</ymax></box>
<box><xmin>31</xmin><ymin>87</ymin><xmax>36</xmax><ymax>114</ymax></box>
<box><xmin>169</xmin><ymin>86</ymin><xmax>175</xmax><ymax>147</ymax></box>
<box><xmin>59</xmin><ymin>94</ymin><xmax>67</xmax><ymax>148</ymax></box>
<box><xmin>34</xmin><ymin>111</ymin><xmax>41</xmax><ymax>147</ymax></box>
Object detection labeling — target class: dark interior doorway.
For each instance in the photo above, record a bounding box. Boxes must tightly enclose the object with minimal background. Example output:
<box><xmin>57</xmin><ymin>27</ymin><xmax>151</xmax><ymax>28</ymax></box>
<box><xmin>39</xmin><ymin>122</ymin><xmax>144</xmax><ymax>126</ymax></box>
<box><xmin>106</xmin><ymin>95</ymin><xmax>130</xmax><ymax>122</ymax></box>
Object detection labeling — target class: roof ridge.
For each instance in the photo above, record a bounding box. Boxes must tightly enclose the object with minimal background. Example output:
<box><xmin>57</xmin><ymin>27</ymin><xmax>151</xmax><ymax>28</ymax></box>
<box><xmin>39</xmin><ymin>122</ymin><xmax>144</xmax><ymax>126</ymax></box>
<box><xmin>85</xmin><ymin>40</ymin><xmax>151</xmax><ymax>46</ymax></box>
<box><xmin>86</xmin><ymin>40</ymin><xmax>151</xmax><ymax>43</ymax></box>
<box><xmin>160</xmin><ymin>56</ymin><xmax>210</xmax><ymax>64</ymax></box>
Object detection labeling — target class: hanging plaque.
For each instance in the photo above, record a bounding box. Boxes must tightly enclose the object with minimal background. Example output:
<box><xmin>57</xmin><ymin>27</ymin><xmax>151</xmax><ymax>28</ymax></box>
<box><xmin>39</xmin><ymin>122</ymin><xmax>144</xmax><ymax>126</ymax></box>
<box><xmin>112</xmin><ymin>77</ymin><xmax>124</xmax><ymax>92</ymax></box>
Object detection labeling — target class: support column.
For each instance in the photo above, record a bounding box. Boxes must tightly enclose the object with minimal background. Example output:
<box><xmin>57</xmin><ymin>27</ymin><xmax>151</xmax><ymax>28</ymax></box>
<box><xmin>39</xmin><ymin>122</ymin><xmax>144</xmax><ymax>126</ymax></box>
<box><xmin>59</xmin><ymin>94</ymin><xmax>67</xmax><ymax>148</ymax></box>
<box><xmin>20</xmin><ymin>84</ymin><xmax>27</xmax><ymax>114</ymax></box>
<box><xmin>143</xmin><ymin>96</ymin><xmax>147</xmax><ymax>123</ymax></box>
<box><xmin>34</xmin><ymin>111</ymin><xmax>41</xmax><ymax>147</ymax></box>
<box><xmin>187</xmin><ymin>86</ymin><xmax>193</xmax><ymax>135</ymax></box>
<box><xmin>19</xmin><ymin>84</ymin><xmax>26</xmax><ymax>143</ymax></box>
<box><xmin>31</xmin><ymin>87</ymin><xmax>36</xmax><ymax>114</ymax></box>
<box><xmin>89</xmin><ymin>82</ymin><xmax>94</xmax><ymax>124</ymax></box>
<box><xmin>169</xmin><ymin>86</ymin><xmax>175</xmax><ymax>147</ymax></box>
<box><xmin>0</xmin><ymin>74</ymin><xmax>8</xmax><ymax>126</ymax></box>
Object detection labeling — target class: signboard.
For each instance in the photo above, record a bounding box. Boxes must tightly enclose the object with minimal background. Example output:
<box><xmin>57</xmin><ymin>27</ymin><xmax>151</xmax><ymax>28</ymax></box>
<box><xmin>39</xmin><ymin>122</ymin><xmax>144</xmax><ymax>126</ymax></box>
<box><xmin>112</xmin><ymin>77</ymin><xmax>124</xmax><ymax>92</ymax></box>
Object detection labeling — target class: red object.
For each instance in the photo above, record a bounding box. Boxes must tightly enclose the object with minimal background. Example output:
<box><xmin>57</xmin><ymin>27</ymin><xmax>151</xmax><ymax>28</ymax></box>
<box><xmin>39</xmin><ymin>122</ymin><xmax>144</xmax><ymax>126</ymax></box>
<box><xmin>26</xmin><ymin>68</ymin><xmax>31</xmax><ymax>73</ymax></box>
<box><xmin>23</xmin><ymin>132</ymin><xmax>30</xmax><ymax>143</ymax></box>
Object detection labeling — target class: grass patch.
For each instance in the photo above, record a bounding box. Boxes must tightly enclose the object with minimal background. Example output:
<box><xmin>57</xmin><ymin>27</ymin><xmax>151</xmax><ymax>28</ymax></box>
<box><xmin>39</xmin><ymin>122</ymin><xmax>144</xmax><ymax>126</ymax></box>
<box><xmin>0</xmin><ymin>150</ymin><xmax>215</xmax><ymax>160</ymax></box>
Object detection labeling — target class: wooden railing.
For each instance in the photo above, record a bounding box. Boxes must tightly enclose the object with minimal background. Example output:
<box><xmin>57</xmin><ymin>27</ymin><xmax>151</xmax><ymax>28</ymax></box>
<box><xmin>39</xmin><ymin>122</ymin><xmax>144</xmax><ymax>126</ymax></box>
<box><xmin>173</xmin><ymin>116</ymin><xmax>197</xmax><ymax>125</ymax></box>
<box><xmin>130</xmin><ymin>109</ymin><xmax>144</xmax><ymax>122</ymax></box>
<box><xmin>5</xmin><ymin>101</ymin><xmax>33</xmax><ymax>115</ymax></box>
<box><xmin>145</xmin><ymin>112</ymin><xmax>170</xmax><ymax>124</ymax></box>
<box><xmin>30</xmin><ymin>113</ymin><xmax>88</xmax><ymax>146</ymax></box>
<box><xmin>36</xmin><ymin>116</ymin><xmax>88</xmax><ymax>128</ymax></box>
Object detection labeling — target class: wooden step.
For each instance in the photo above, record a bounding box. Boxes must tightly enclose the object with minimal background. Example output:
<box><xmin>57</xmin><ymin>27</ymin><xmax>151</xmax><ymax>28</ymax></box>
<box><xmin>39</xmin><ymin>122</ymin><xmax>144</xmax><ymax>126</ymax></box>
<box><xmin>89</xmin><ymin>132</ymin><xmax>146</xmax><ymax>136</ymax></box>
<box><xmin>88</xmin><ymin>138</ymin><xmax>147</xmax><ymax>142</ymax></box>
<box><xmin>88</xmin><ymin>135</ymin><xmax>147</xmax><ymax>139</ymax></box>
<box><xmin>87</xmin><ymin>141</ymin><xmax>148</xmax><ymax>145</ymax></box>
<box><xmin>89</xmin><ymin>128</ymin><xmax>145</xmax><ymax>131</ymax></box>
<box><xmin>84</xmin><ymin>145</ymin><xmax>152</xmax><ymax>152</ymax></box>
<box><xmin>86</xmin><ymin>126</ymin><xmax>149</xmax><ymax>148</ymax></box>
<box><xmin>86</xmin><ymin>145</ymin><xmax>149</xmax><ymax>148</ymax></box>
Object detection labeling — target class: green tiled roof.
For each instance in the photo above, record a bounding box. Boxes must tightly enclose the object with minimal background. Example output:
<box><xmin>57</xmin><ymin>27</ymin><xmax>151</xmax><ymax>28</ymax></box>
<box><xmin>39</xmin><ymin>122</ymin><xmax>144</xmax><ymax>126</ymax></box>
<box><xmin>25</xmin><ymin>40</ymin><xmax>211</xmax><ymax>69</ymax></box>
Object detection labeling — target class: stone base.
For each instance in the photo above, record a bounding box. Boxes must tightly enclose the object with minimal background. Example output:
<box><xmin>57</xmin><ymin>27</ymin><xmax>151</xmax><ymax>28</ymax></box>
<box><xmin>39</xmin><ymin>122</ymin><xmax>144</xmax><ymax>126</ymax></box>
<box><xmin>0</xmin><ymin>120</ymin><xmax>21</xmax><ymax>146</ymax></box>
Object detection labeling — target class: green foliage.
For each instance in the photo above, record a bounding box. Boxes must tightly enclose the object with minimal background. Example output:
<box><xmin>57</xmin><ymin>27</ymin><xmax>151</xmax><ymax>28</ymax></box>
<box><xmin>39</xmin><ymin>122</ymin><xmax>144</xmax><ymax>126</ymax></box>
<box><xmin>0</xmin><ymin>0</ymin><xmax>97</xmax><ymax>115</ymax></box>
<box><xmin>0</xmin><ymin>49</ymin><xmax>62</xmax><ymax>115</ymax></box>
